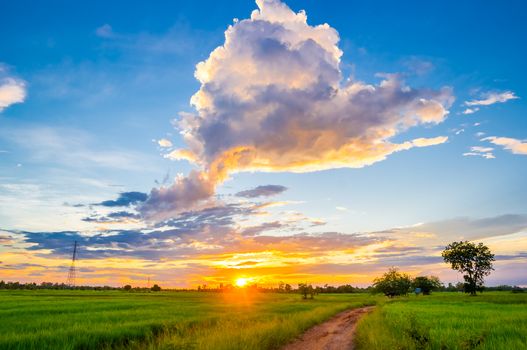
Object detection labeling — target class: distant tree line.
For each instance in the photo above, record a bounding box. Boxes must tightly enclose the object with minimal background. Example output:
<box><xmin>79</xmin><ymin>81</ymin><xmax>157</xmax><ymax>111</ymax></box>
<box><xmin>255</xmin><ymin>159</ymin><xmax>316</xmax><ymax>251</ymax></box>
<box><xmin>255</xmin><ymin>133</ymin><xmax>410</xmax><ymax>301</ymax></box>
<box><xmin>123</xmin><ymin>284</ymin><xmax>162</xmax><ymax>292</ymax></box>
<box><xmin>0</xmin><ymin>281</ymin><xmax>118</xmax><ymax>290</ymax></box>
<box><xmin>0</xmin><ymin>280</ymin><xmax>165</xmax><ymax>292</ymax></box>
<box><xmin>192</xmin><ymin>282</ymin><xmax>373</xmax><ymax>295</ymax></box>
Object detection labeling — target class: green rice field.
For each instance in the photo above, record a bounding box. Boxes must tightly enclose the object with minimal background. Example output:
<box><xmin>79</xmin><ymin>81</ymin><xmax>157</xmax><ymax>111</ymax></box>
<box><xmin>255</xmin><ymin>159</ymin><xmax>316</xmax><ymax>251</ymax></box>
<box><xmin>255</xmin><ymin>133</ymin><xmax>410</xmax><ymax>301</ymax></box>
<box><xmin>0</xmin><ymin>290</ymin><xmax>374</xmax><ymax>350</ymax></box>
<box><xmin>355</xmin><ymin>292</ymin><xmax>527</xmax><ymax>350</ymax></box>
<box><xmin>1</xmin><ymin>290</ymin><xmax>525</xmax><ymax>349</ymax></box>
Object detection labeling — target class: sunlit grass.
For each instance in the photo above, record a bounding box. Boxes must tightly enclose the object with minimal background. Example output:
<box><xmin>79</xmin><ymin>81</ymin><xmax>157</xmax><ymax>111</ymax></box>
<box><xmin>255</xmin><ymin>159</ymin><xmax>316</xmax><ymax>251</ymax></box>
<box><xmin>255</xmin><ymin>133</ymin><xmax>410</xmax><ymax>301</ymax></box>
<box><xmin>3</xmin><ymin>290</ymin><xmax>525</xmax><ymax>349</ymax></box>
<box><xmin>0</xmin><ymin>290</ymin><xmax>376</xmax><ymax>350</ymax></box>
<box><xmin>354</xmin><ymin>292</ymin><xmax>527</xmax><ymax>350</ymax></box>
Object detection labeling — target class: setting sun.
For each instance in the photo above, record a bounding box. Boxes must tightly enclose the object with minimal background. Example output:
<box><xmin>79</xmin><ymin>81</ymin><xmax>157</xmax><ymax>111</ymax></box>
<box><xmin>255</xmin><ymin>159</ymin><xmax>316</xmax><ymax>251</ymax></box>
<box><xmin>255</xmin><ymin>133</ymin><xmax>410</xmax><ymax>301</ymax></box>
<box><xmin>235</xmin><ymin>278</ymin><xmax>249</xmax><ymax>287</ymax></box>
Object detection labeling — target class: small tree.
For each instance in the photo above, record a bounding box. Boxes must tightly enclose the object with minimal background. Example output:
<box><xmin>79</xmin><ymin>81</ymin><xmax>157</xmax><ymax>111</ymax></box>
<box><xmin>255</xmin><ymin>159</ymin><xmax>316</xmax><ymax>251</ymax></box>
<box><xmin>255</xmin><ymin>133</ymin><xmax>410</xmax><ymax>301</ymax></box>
<box><xmin>298</xmin><ymin>283</ymin><xmax>314</xmax><ymax>299</ymax></box>
<box><xmin>442</xmin><ymin>241</ymin><xmax>495</xmax><ymax>296</ymax></box>
<box><xmin>412</xmin><ymin>276</ymin><xmax>441</xmax><ymax>295</ymax></box>
<box><xmin>123</xmin><ymin>284</ymin><xmax>132</xmax><ymax>291</ymax></box>
<box><xmin>151</xmin><ymin>284</ymin><xmax>161</xmax><ymax>292</ymax></box>
<box><xmin>373</xmin><ymin>268</ymin><xmax>412</xmax><ymax>298</ymax></box>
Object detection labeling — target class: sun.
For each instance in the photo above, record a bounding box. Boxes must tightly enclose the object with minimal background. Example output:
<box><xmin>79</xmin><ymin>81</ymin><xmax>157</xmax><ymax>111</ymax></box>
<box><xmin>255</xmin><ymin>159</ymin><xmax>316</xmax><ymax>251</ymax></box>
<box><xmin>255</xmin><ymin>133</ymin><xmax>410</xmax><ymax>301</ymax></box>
<box><xmin>235</xmin><ymin>277</ymin><xmax>248</xmax><ymax>287</ymax></box>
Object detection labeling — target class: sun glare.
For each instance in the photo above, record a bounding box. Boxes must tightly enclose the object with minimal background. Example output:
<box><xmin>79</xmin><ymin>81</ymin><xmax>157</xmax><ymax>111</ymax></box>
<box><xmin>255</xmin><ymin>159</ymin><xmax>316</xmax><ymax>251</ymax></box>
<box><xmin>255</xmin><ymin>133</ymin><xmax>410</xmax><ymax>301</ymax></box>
<box><xmin>235</xmin><ymin>277</ymin><xmax>248</xmax><ymax>287</ymax></box>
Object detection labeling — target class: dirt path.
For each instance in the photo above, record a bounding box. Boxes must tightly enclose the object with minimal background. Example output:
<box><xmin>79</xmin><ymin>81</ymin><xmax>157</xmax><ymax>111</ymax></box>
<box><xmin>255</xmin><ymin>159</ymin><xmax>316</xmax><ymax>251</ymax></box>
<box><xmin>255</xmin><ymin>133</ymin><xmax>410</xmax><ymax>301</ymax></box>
<box><xmin>282</xmin><ymin>306</ymin><xmax>375</xmax><ymax>350</ymax></box>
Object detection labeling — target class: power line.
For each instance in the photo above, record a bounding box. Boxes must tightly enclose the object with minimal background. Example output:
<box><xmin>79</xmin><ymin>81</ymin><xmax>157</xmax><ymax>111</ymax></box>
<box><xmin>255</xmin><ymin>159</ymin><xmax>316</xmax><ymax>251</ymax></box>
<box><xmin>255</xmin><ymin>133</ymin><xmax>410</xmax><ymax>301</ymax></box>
<box><xmin>66</xmin><ymin>241</ymin><xmax>77</xmax><ymax>287</ymax></box>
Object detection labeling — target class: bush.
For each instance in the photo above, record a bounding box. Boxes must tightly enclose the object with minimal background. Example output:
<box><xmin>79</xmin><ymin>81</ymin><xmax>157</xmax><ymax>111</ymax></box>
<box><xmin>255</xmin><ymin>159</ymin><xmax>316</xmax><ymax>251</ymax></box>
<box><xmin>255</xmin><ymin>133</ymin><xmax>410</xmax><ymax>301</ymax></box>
<box><xmin>151</xmin><ymin>284</ymin><xmax>161</xmax><ymax>292</ymax></box>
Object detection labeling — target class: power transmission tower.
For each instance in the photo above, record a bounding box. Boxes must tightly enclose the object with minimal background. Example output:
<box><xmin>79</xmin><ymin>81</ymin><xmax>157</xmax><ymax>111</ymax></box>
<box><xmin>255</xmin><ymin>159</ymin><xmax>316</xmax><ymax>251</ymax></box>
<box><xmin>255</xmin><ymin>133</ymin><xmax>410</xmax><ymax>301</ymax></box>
<box><xmin>66</xmin><ymin>241</ymin><xmax>78</xmax><ymax>287</ymax></box>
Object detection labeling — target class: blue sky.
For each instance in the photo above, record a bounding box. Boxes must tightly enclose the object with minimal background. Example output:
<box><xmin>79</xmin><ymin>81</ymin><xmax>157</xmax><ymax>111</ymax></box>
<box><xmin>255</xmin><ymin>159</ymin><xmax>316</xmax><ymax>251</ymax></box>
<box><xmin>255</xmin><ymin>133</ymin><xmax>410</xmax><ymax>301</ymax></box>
<box><xmin>0</xmin><ymin>0</ymin><xmax>526</xmax><ymax>287</ymax></box>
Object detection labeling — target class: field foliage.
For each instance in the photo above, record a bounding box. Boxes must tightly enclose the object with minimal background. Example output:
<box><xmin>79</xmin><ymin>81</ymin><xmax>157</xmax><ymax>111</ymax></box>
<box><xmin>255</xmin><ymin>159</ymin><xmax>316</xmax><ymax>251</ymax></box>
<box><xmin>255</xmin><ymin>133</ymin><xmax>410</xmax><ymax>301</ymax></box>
<box><xmin>2</xmin><ymin>290</ymin><xmax>525</xmax><ymax>349</ymax></box>
<box><xmin>354</xmin><ymin>292</ymin><xmax>527</xmax><ymax>350</ymax></box>
<box><xmin>0</xmin><ymin>290</ymin><xmax>374</xmax><ymax>350</ymax></box>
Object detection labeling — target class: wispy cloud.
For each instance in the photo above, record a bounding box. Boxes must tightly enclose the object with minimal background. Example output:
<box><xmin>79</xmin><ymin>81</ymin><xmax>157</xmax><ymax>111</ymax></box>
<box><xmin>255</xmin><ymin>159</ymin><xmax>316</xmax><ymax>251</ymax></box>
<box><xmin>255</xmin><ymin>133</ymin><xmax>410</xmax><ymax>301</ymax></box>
<box><xmin>483</xmin><ymin>136</ymin><xmax>527</xmax><ymax>155</ymax></box>
<box><xmin>465</xmin><ymin>90</ymin><xmax>518</xmax><ymax>107</ymax></box>
<box><xmin>410</xmin><ymin>136</ymin><xmax>449</xmax><ymax>147</ymax></box>
<box><xmin>97</xmin><ymin>192</ymin><xmax>148</xmax><ymax>207</ymax></box>
<box><xmin>463</xmin><ymin>146</ymin><xmax>495</xmax><ymax>159</ymax></box>
<box><xmin>1</xmin><ymin>126</ymin><xmax>158</xmax><ymax>171</ymax></box>
<box><xmin>388</xmin><ymin>214</ymin><xmax>527</xmax><ymax>241</ymax></box>
<box><xmin>236</xmin><ymin>185</ymin><xmax>288</xmax><ymax>198</ymax></box>
<box><xmin>95</xmin><ymin>24</ymin><xmax>115</xmax><ymax>38</ymax></box>
<box><xmin>462</xmin><ymin>107</ymin><xmax>479</xmax><ymax>115</ymax></box>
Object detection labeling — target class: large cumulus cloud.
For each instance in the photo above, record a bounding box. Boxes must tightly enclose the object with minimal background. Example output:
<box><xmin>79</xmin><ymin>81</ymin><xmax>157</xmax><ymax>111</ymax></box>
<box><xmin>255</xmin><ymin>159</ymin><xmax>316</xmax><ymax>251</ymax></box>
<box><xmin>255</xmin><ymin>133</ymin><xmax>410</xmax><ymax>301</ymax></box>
<box><xmin>142</xmin><ymin>0</ymin><xmax>453</xmax><ymax>220</ymax></box>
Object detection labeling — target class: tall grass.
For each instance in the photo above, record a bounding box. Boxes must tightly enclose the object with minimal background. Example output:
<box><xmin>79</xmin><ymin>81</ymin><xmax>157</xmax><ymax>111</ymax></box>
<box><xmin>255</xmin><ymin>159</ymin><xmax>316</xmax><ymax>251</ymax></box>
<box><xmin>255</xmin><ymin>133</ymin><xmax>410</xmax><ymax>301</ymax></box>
<box><xmin>4</xmin><ymin>290</ymin><xmax>524</xmax><ymax>349</ymax></box>
<box><xmin>354</xmin><ymin>292</ymin><xmax>527</xmax><ymax>350</ymax></box>
<box><xmin>0</xmin><ymin>290</ymin><xmax>376</xmax><ymax>350</ymax></box>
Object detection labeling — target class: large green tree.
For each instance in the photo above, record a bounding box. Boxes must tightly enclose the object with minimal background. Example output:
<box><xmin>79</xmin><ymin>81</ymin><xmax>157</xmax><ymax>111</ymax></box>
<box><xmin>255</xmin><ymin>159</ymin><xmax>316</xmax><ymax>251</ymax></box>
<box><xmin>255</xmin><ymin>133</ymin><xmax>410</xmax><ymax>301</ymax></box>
<box><xmin>372</xmin><ymin>268</ymin><xmax>412</xmax><ymax>298</ymax></box>
<box><xmin>442</xmin><ymin>241</ymin><xmax>495</xmax><ymax>295</ymax></box>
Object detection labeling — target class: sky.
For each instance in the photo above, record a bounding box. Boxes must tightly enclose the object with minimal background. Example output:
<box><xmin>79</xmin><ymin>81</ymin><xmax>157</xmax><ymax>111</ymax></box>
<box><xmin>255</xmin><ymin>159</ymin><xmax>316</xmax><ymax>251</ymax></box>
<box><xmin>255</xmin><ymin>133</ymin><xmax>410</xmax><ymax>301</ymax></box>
<box><xmin>1</xmin><ymin>0</ymin><xmax>526</xmax><ymax>288</ymax></box>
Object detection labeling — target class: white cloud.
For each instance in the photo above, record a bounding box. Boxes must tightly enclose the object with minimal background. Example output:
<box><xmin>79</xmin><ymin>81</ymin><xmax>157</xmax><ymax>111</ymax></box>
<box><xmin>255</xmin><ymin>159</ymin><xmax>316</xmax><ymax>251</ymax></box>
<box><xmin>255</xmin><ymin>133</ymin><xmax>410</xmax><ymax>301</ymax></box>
<box><xmin>465</xmin><ymin>91</ymin><xmax>518</xmax><ymax>107</ymax></box>
<box><xmin>463</xmin><ymin>152</ymin><xmax>495</xmax><ymax>159</ymax></box>
<box><xmin>471</xmin><ymin>146</ymin><xmax>493</xmax><ymax>153</ymax></box>
<box><xmin>463</xmin><ymin>146</ymin><xmax>495</xmax><ymax>159</ymax></box>
<box><xmin>157</xmin><ymin>138</ymin><xmax>173</xmax><ymax>148</ymax></box>
<box><xmin>484</xmin><ymin>136</ymin><xmax>527</xmax><ymax>155</ymax></box>
<box><xmin>141</xmin><ymin>0</ymin><xmax>453</xmax><ymax>221</ymax></box>
<box><xmin>0</xmin><ymin>71</ymin><xmax>27</xmax><ymax>112</ymax></box>
<box><xmin>95</xmin><ymin>24</ymin><xmax>115</xmax><ymax>38</ymax></box>
<box><xmin>462</xmin><ymin>107</ymin><xmax>479</xmax><ymax>114</ymax></box>
<box><xmin>410</xmin><ymin>136</ymin><xmax>449</xmax><ymax>147</ymax></box>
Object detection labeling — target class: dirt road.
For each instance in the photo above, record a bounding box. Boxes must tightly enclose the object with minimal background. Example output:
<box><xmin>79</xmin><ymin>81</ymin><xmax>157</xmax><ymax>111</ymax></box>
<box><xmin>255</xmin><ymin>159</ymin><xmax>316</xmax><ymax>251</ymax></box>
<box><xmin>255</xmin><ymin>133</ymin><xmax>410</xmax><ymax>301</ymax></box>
<box><xmin>282</xmin><ymin>306</ymin><xmax>375</xmax><ymax>350</ymax></box>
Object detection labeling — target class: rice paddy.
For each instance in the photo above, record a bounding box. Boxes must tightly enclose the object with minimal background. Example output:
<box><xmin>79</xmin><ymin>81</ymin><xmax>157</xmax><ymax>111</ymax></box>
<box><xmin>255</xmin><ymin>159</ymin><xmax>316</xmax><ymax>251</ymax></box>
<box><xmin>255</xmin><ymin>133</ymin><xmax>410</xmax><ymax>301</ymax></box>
<box><xmin>1</xmin><ymin>290</ymin><xmax>525</xmax><ymax>349</ymax></box>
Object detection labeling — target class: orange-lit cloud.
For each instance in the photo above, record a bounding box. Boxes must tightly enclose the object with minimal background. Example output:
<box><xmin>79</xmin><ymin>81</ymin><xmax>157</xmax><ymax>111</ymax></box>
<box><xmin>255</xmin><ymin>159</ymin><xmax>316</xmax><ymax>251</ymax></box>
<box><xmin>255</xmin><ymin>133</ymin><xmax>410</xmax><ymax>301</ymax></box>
<box><xmin>483</xmin><ymin>136</ymin><xmax>527</xmax><ymax>155</ymax></box>
<box><xmin>3</xmin><ymin>211</ymin><xmax>526</xmax><ymax>287</ymax></box>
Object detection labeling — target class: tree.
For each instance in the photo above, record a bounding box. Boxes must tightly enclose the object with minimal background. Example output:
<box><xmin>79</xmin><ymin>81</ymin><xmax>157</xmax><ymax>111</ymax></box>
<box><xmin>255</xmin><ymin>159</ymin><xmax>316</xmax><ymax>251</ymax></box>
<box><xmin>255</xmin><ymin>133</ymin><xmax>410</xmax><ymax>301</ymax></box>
<box><xmin>298</xmin><ymin>283</ymin><xmax>314</xmax><ymax>299</ymax></box>
<box><xmin>123</xmin><ymin>284</ymin><xmax>132</xmax><ymax>291</ymax></box>
<box><xmin>151</xmin><ymin>284</ymin><xmax>161</xmax><ymax>292</ymax></box>
<box><xmin>442</xmin><ymin>241</ymin><xmax>495</xmax><ymax>296</ymax></box>
<box><xmin>412</xmin><ymin>276</ymin><xmax>442</xmax><ymax>295</ymax></box>
<box><xmin>372</xmin><ymin>268</ymin><xmax>412</xmax><ymax>297</ymax></box>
